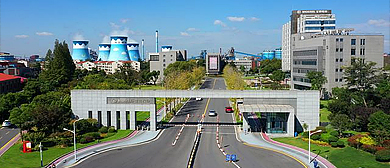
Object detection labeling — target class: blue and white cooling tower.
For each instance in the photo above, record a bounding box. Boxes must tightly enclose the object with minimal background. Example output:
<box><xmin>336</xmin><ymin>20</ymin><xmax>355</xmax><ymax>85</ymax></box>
<box><xmin>161</xmin><ymin>45</ymin><xmax>173</xmax><ymax>52</ymax></box>
<box><xmin>108</xmin><ymin>36</ymin><xmax>130</xmax><ymax>61</ymax></box>
<box><xmin>72</xmin><ymin>40</ymin><xmax>91</xmax><ymax>61</ymax></box>
<box><xmin>127</xmin><ymin>43</ymin><xmax>140</xmax><ymax>61</ymax></box>
<box><xmin>98</xmin><ymin>43</ymin><xmax>110</xmax><ymax>61</ymax></box>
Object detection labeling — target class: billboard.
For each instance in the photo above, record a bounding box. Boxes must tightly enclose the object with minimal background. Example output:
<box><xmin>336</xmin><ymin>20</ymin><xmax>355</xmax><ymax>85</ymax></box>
<box><xmin>209</xmin><ymin>56</ymin><xmax>218</xmax><ymax>70</ymax></box>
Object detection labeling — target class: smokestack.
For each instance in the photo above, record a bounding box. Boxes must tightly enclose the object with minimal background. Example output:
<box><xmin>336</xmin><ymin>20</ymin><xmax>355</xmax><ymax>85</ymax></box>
<box><xmin>156</xmin><ymin>30</ymin><xmax>159</xmax><ymax>53</ymax></box>
<box><xmin>141</xmin><ymin>39</ymin><xmax>145</xmax><ymax>61</ymax></box>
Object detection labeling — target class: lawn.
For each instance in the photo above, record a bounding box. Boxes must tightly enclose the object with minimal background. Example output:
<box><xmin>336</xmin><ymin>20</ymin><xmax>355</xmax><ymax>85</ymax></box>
<box><xmin>273</xmin><ymin>137</ymin><xmax>390</xmax><ymax>168</ymax></box>
<box><xmin>320</xmin><ymin>100</ymin><xmax>332</xmax><ymax>122</ymax></box>
<box><xmin>137</xmin><ymin>111</ymin><xmax>150</xmax><ymax>122</ymax></box>
<box><xmin>0</xmin><ymin>130</ymin><xmax>133</xmax><ymax>168</ymax></box>
<box><xmin>135</xmin><ymin>85</ymin><xmax>164</xmax><ymax>90</ymax></box>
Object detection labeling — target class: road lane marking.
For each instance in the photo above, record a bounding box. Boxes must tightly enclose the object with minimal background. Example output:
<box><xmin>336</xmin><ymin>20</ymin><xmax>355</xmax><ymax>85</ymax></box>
<box><xmin>6</xmin><ymin>131</ymin><xmax>9</xmax><ymax>135</ymax></box>
<box><xmin>202</xmin><ymin>78</ymin><xmax>216</xmax><ymax>117</ymax></box>
<box><xmin>0</xmin><ymin>133</ymin><xmax>19</xmax><ymax>151</ymax></box>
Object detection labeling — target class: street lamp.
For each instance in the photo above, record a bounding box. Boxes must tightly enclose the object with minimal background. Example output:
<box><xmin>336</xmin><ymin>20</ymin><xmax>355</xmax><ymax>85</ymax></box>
<box><xmin>63</xmin><ymin>118</ymin><xmax>83</xmax><ymax>162</ymax></box>
<box><xmin>308</xmin><ymin>124</ymin><xmax>322</xmax><ymax>167</ymax></box>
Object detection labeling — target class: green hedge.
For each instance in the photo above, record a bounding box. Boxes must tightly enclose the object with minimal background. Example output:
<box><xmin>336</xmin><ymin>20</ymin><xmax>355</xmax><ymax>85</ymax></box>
<box><xmin>375</xmin><ymin>149</ymin><xmax>390</xmax><ymax>162</ymax></box>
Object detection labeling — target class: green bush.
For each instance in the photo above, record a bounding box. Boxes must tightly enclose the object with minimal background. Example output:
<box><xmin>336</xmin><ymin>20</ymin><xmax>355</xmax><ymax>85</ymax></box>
<box><xmin>330</xmin><ymin>131</ymin><xmax>339</xmax><ymax>137</ymax></box>
<box><xmin>23</xmin><ymin>132</ymin><xmax>46</xmax><ymax>147</ymax></box>
<box><xmin>108</xmin><ymin>127</ymin><xmax>117</xmax><ymax>133</ymax></box>
<box><xmin>84</xmin><ymin>132</ymin><xmax>102</xmax><ymax>140</ymax></box>
<box><xmin>320</xmin><ymin>133</ymin><xmax>331</xmax><ymax>142</ymax></box>
<box><xmin>375</xmin><ymin>149</ymin><xmax>390</xmax><ymax>162</ymax></box>
<box><xmin>328</xmin><ymin>136</ymin><xmax>339</xmax><ymax>143</ymax></box>
<box><xmin>336</xmin><ymin>140</ymin><xmax>345</xmax><ymax>148</ymax></box>
<box><xmin>330</xmin><ymin>142</ymin><xmax>338</xmax><ymax>147</ymax></box>
<box><xmin>75</xmin><ymin>119</ymin><xmax>99</xmax><ymax>134</ymax></box>
<box><xmin>58</xmin><ymin>138</ymin><xmax>72</xmax><ymax>147</ymax></box>
<box><xmin>41</xmin><ymin>138</ymin><xmax>57</xmax><ymax>147</ymax></box>
<box><xmin>80</xmin><ymin>136</ymin><xmax>94</xmax><ymax>144</ymax></box>
<box><xmin>311</xmin><ymin>134</ymin><xmax>321</xmax><ymax>140</ymax></box>
<box><xmin>99</xmin><ymin>126</ymin><xmax>108</xmax><ymax>133</ymax></box>
<box><xmin>301</xmin><ymin>131</ymin><xmax>309</xmax><ymax>138</ymax></box>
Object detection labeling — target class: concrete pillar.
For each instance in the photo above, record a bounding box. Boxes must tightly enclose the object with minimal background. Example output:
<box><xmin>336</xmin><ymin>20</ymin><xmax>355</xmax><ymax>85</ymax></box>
<box><xmin>243</xmin><ymin>112</ymin><xmax>249</xmax><ymax>133</ymax></box>
<box><xmin>130</xmin><ymin>111</ymin><xmax>136</xmax><ymax>130</ymax></box>
<box><xmin>288</xmin><ymin>110</ymin><xmax>295</xmax><ymax>136</ymax></box>
<box><xmin>120</xmin><ymin>110</ymin><xmax>126</xmax><ymax>130</ymax></box>
<box><xmin>150</xmin><ymin>107</ymin><xmax>157</xmax><ymax>131</ymax></box>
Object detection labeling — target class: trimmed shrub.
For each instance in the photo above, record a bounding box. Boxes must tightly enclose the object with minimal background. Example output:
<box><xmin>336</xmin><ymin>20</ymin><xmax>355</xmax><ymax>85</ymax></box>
<box><xmin>41</xmin><ymin>138</ymin><xmax>57</xmax><ymax>147</ymax></box>
<box><xmin>84</xmin><ymin>136</ymin><xmax>94</xmax><ymax>143</ymax></box>
<box><xmin>99</xmin><ymin>126</ymin><xmax>108</xmax><ymax>133</ymax></box>
<box><xmin>375</xmin><ymin>149</ymin><xmax>390</xmax><ymax>162</ymax></box>
<box><xmin>383</xmin><ymin>140</ymin><xmax>390</xmax><ymax>148</ymax></box>
<box><xmin>80</xmin><ymin>137</ymin><xmax>87</xmax><ymax>144</ymax></box>
<box><xmin>362</xmin><ymin>144</ymin><xmax>377</xmax><ymax>154</ymax></box>
<box><xmin>311</xmin><ymin>134</ymin><xmax>321</xmax><ymax>140</ymax></box>
<box><xmin>330</xmin><ymin>142</ymin><xmax>338</xmax><ymax>147</ymax></box>
<box><xmin>328</xmin><ymin>136</ymin><xmax>339</xmax><ymax>143</ymax></box>
<box><xmin>320</xmin><ymin>133</ymin><xmax>331</xmax><ymax>142</ymax></box>
<box><xmin>58</xmin><ymin>138</ymin><xmax>72</xmax><ymax>147</ymax></box>
<box><xmin>358</xmin><ymin>136</ymin><xmax>376</xmax><ymax>146</ymax></box>
<box><xmin>330</xmin><ymin>131</ymin><xmax>339</xmax><ymax>137</ymax></box>
<box><xmin>348</xmin><ymin>134</ymin><xmax>364</xmax><ymax>148</ymax></box>
<box><xmin>84</xmin><ymin>132</ymin><xmax>102</xmax><ymax>140</ymax></box>
<box><xmin>336</xmin><ymin>140</ymin><xmax>345</xmax><ymax>148</ymax></box>
<box><xmin>108</xmin><ymin>127</ymin><xmax>117</xmax><ymax>133</ymax></box>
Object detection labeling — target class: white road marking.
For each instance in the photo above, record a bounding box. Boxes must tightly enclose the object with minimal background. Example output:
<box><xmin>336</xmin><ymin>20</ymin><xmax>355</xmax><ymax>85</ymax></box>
<box><xmin>6</xmin><ymin>131</ymin><xmax>10</xmax><ymax>135</ymax></box>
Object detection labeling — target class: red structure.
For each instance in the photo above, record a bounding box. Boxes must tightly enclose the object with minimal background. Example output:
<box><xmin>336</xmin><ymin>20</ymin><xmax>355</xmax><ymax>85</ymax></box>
<box><xmin>22</xmin><ymin>141</ymin><xmax>32</xmax><ymax>153</ymax></box>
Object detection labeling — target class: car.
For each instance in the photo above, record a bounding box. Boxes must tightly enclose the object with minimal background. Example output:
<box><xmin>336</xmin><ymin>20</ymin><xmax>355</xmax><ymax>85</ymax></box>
<box><xmin>225</xmin><ymin>107</ymin><xmax>233</xmax><ymax>113</ymax></box>
<box><xmin>2</xmin><ymin>120</ymin><xmax>12</xmax><ymax>127</ymax></box>
<box><xmin>196</xmin><ymin>97</ymin><xmax>202</xmax><ymax>101</ymax></box>
<box><xmin>209</xmin><ymin>110</ymin><xmax>217</xmax><ymax>116</ymax></box>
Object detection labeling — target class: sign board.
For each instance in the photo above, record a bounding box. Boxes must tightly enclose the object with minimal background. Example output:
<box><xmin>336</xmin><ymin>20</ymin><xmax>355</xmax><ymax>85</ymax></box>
<box><xmin>209</xmin><ymin>56</ymin><xmax>218</xmax><ymax>70</ymax></box>
<box><xmin>107</xmin><ymin>97</ymin><xmax>155</xmax><ymax>104</ymax></box>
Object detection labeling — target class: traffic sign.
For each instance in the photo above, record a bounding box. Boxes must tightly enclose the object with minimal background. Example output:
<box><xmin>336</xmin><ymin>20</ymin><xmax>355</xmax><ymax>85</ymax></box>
<box><xmin>225</xmin><ymin>154</ymin><xmax>231</xmax><ymax>162</ymax></box>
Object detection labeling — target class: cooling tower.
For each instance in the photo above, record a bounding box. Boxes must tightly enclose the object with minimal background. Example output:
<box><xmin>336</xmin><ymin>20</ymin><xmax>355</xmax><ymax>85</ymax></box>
<box><xmin>161</xmin><ymin>45</ymin><xmax>172</xmax><ymax>52</ymax></box>
<box><xmin>98</xmin><ymin>43</ymin><xmax>110</xmax><ymax>61</ymax></box>
<box><xmin>108</xmin><ymin>36</ymin><xmax>130</xmax><ymax>61</ymax></box>
<box><xmin>72</xmin><ymin>40</ymin><xmax>91</xmax><ymax>61</ymax></box>
<box><xmin>127</xmin><ymin>43</ymin><xmax>140</xmax><ymax>61</ymax></box>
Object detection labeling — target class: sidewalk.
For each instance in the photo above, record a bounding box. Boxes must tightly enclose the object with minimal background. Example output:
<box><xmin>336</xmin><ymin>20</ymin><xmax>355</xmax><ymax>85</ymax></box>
<box><xmin>238</xmin><ymin>131</ymin><xmax>336</xmax><ymax>168</ymax></box>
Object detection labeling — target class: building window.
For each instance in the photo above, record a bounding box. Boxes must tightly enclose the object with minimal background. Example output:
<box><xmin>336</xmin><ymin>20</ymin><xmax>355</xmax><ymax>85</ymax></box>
<box><xmin>336</xmin><ymin>69</ymin><xmax>339</xmax><ymax>72</ymax></box>
<box><xmin>107</xmin><ymin>111</ymin><xmax>111</xmax><ymax>127</ymax></box>
<box><xmin>336</xmin><ymin>38</ymin><xmax>339</xmax><ymax>42</ymax></box>
<box><xmin>336</xmin><ymin>48</ymin><xmax>339</xmax><ymax>52</ymax></box>
<box><xmin>340</xmin><ymin>69</ymin><xmax>343</xmax><ymax>72</ymax></box>
<box><xmin>163</xmin><ymin>55</ymin><xmax>166</xmax><ymax>57</ymax></box>
<box><xmin>351</xmin><ymin>39</ymin><xmax>356</xmax><ymax>45</ymax></box>
<box><xmin>170</xmin><ymin>55</ymin><xmax>173</xmax><ymax>57</ymax></box>
<box><xmin>116</xmin><ymin>111</ymin><xmax>120</xmax><ymax>129</ymax></box>
<box><xmin>88</xmin><ymin>111</ymin><xmax>92</xmax><ymax>119</ymax></box>
<box><xmin>340</xmin><ymin>48</ymin><xmax>343</xmax><ymax>52</ymax></box>
<box><xmin>336</xmin><ymin>59</ymin><xmax>339</xmax><ymax>62</ymax></box>
<box><xmin>360</xmin><ymin>39</ymin><xmax>366</xmax><ymax>45</ymax></box>
<box><xmin>163</xmin><ymin>64</ymin><xmax>166</xmax><ymax>67</ymax></box>
<box><xmin>126</xmin><ymin>111</ymin><xmax>130</xmax><ymax>129</ymax></box>
<box><xmin>340</xmin><ymin>38</ymin><xmax>343</xmax><ymax>42</ymax></box>
<box><xmin>98</xmin><ymin>111</ymin><xmax>102</xmax><ymax>126</ymax></box>
<box><xmin>339</xmin><ymin>79</ymin><xmax>343</xmax><ymax>82</ymax></box>
<box><xmin>340</xmin><ymin>58</ymin><xmax>343</xmax><ymax>62</ymax></box>
<box><xmin>335</xmin><ymin>79</ymin><xmax>338</xmax><ymax>82</ymax></box>
<box><xmin>170</xmin><ymin>59</ymin><xmax>172</xmax><ymax>61</ymax></box>
<box><xmin>150</xmin><ymin>55</ymin><xmax>159</xmax><ymax>61</ymax></box>
<box><xmin>362</xmin><ymin>49</ymin><xmax>365</xmax><ymax>55</ymax></box>
<box><xmin>163</xmin><ymin>59</ymin><xmax>165</xmax><ymax>62</ymax></box>
<box><xmin>351</xmin><ymin>49</ymin><xmax>356</xmax><ymax>55</ymax></box>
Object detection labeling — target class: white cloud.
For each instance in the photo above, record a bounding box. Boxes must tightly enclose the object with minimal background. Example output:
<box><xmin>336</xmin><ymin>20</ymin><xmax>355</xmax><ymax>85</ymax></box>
<box><xmin>368</xmin><ymin>19</ymin><xmax>390</xmax><ymax>27</ymax></box>
<box><xmin>120</xmin><ymin>18</ymin><xmax>129</xmax><ymax>23</ymax></box>
<box><xmin>73</xmin><ymin>33</ymin><xmax>85</xmax><ymax>40</ymax></box>
<box><xmin>110</xmin><ymin>22</ymin><xmax>121</xmax><ymax>29</ymax></box>
<box><xmin>110</xmin><ymin>28</ymin><xmax>135</xmax><ymax>36</ymax></box>
<box><xmin>36</xmin><ymin>32</ymin><xmax>53</xmax><ymax>36</ymax></box>
<box><xmin>187</xmin><ymin>28</ymin><xmax>199</xmax><ymax>32</ymax></box>
<box><xmin>180</xmin><ymin>32</ymin><xmax>190</xmax><ymax>36</ymax></box>
<box><xmin>214</xmin><ymin>20</ymin><xmax>227</xmax><ymax>27</ymax></box>
<box><xmin>15</xmin><ymin>35</ymin><xmax>29</xmax><ymax>38</ymax></box>
<box><xmin>102</xmin><ymin>35</ymin><xmax>110</xmax><ymax>43</ymax></box>
<box><xmin>227</xmin><ymin>16</ymin><xmax>245</xmax><ymax>22</ymax></box>
<box><xmin>250</xmin><ymin>17</ymin><xmax>260</xmax><ymax>21</ymax></box>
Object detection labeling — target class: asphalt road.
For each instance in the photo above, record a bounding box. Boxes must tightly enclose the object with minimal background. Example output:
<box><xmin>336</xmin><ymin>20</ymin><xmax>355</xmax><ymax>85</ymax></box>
<box><xmin>0</xmin><ymin>127</ymin><xmax>19</xmax><ymax>149</ymax></box>
<box><xmin>76</xmin><ymin>78</ymin><xmax>305</xmax><ymax>168</ymax></box>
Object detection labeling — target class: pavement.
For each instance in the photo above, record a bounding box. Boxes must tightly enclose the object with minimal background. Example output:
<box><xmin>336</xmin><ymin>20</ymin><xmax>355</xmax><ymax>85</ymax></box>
<box><xmin>0</xmin><ymin>127</ymin><xmax>20</xmax><ymax>157</ymax></box>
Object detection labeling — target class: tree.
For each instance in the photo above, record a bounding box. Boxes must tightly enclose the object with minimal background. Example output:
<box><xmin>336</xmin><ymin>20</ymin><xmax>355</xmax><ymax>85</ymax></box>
<box><xmin>9</xmin><ymin>104</ymin><xmax>32</xmax><ymax>141</ymax></box>
<box><xmin>39</xmin><ymin>40</ymin><xmax>75</xmax><ymax>87</ymax></box>
<box><xmin>344</xmin><ymin>58</ymin><xmax>379</xmax><ymax>107</ymax></box>
<box><xmin>149</xmin><ymin>71</ymin><xmax>160</xmax><ymax>85</ymax></box>
<box><xmin>0</xmin><ymin>92</ymin><xmax>28</xmax><ymax>121</ymax></box>
<box><xmin>270</xmin><ymin>70</ymin><xmax>285</xmax><ymax>82</ymax></box>
<box><xmin>114</xmin><ymin>63</ymin><xmax>140</xmax><ymax>86</ymax></box>
<box><xmin>259</xmin><ymin>59</ymin><xmax>281</xmax><ymax>75</ymax></box>
<box><xmin>368</xmin><ymin>111</ymin><xmax>390</xmax><ymax>145</ymax></box>
<box><xmin>328</xmin><ymin>113</ymin><xmax>353</xmax><ymax>136</ymax></box>
<box><xmin>240</xmin><ymin>65</ymin><xmax>246</xmax><ymax>72</ymax></box>
<box><xmin>306</xmin><ymin>71</ymin><xmax>327</xmax><ymax>91</ymax></box>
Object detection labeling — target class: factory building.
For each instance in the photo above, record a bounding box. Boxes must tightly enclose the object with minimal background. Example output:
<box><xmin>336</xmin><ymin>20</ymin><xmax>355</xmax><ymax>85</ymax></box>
<box><xmin>75</xmin><ymin>60</ymin><xmax>140</xmax><ymax>74</ymax></box>
<box><xmin>290</xmin><ymin>29</ymin><xmax>384</xmax><ymax>93</ymax></box>
<box><xmin>149</xmin><ymin>45</ymin><xmax>187</xmax><ymax>83</ymax></box>
<box><xmin>282</xmin><ymin>10</ymin><xmax>336</xmax><ymax>72</ymax></box>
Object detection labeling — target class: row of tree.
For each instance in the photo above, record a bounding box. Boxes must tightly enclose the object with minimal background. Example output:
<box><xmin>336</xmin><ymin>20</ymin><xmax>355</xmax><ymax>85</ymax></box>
<box><xmin>223</xmin><ymin>65</ymin><xmax>246</xmax><ymax>90</ymax></box>
<box><xmin>164</xmin><ymin>60</ymin><xmax>205</xmax><ymax>90</ymax></box>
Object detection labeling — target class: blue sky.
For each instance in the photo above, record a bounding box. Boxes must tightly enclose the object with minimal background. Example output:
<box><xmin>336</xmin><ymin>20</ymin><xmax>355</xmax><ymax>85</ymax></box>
<box><xmin>1</xmin><ymin>0</ymin><xmax>389</xmax><ymax>57</ymax></box>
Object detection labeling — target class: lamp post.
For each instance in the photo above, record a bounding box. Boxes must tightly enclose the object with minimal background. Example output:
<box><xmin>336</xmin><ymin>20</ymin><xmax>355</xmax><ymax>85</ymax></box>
<box><xmin>308</xmin><ymin>124</ymin><xmax>322</xmax><ymax>167</ymax></box>
<box><xmin>63</xmin><ymin>118</ymin><xmax>83</xmax><ymax>162</ymax></box>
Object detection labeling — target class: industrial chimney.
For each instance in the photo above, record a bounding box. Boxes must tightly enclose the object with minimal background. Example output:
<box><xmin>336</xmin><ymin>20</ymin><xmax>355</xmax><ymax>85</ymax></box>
<box><xmin>155</xmin><ymin>30</ymin><xmax>159</xmax><ymax>53</ymax></box>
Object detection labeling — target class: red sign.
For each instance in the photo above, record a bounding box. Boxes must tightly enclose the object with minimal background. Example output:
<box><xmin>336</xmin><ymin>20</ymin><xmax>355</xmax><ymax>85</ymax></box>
<box><xmin>23</xmin><ymin>141</ymin><xmax>32</xmax><ymax>153</ymax></box>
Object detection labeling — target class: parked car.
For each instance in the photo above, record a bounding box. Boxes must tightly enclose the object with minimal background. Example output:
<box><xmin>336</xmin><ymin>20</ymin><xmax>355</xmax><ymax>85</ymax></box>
<box><xmin>196</xmin><ymin>97</ymin><xmax>202</xmax><ymax>101</ymax></box>
<box><xmin>2</xmin><ymin>120</ymin><xmax>12</xmax><ymax>127</ymax></box>
<box><xmin>209</xmin><ymin>110</ymin><xmax>217</xmax><ymax>116</ymax></box>
<box><xmin>225</xmin><ymin>107</ymin><xmax>233</xmax><ymax>113</ymax></box>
